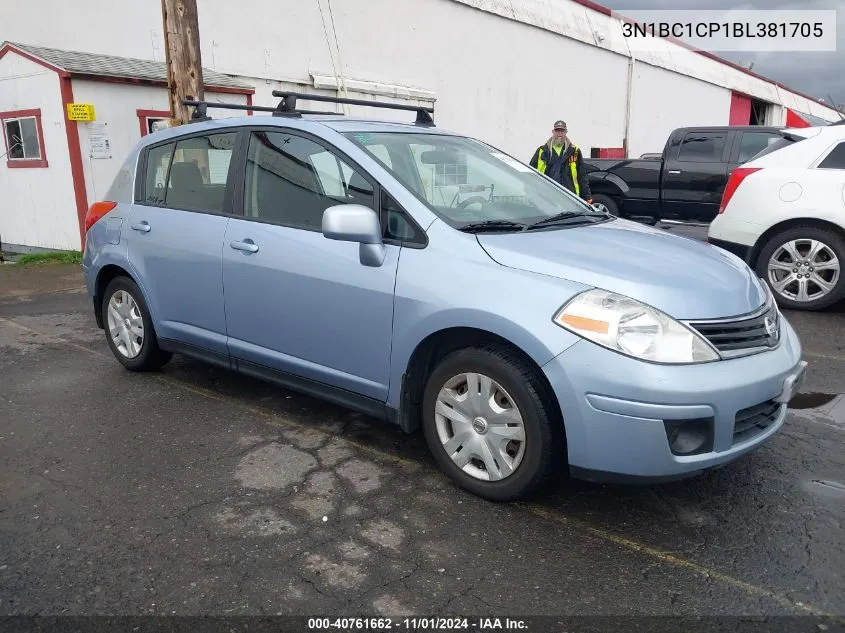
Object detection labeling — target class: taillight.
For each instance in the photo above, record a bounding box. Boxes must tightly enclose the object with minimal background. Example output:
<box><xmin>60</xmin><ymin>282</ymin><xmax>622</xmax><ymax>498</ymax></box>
<box><xmin>719</xmin><ymin>168</ymin><xmax>761</xmax><ymax>214</ymax></box>
<box><xmin>85</xmin><ymin>201</ymin><xmax>117</xmax><ymax>232</ymax></box>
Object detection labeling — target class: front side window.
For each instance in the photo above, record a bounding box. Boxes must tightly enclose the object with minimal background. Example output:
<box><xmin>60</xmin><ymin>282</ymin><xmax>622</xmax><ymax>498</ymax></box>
<box><xmin>2</xmin><ymin>110</ymin><xmax>46</xmax><ymax>167</ymax></box>
<box><xmin>344</xmin><ymin>132</ymin><xmax>600</xmax><ymax>229</ymax></box>
<box><xmin>243</xmin><ymin>130</ymin><xmax>375</xmax><ymax>231</ymax></box>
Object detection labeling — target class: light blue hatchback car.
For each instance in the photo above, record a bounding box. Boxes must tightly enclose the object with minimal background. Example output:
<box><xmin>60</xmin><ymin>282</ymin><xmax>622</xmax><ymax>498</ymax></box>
<box><xmin>83</xmin><ymin>93</ymin><xmax>807</xmax><ymax>501</ymax></box>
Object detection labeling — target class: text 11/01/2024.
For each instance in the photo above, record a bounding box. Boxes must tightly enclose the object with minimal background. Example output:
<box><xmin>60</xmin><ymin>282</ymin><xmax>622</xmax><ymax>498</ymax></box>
<box><xmin>308</xmin><ymin>617</ymin><xmax>527</xmax><ymax>631</ymax></box>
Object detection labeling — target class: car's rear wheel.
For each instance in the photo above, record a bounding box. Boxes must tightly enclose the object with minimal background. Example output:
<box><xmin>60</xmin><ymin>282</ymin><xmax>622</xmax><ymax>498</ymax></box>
<box><xmin>102</xmin><ymin>277</ymin><xmax>172</xmax><ymax>371</ymax></box>
<box><xmin>421</xmin><ymin>345</ymin><xmax>558</xmax><ymax>502</ymax></box>
<box><xmin>755</xmin><ymin>226</ymin><xmax>845</xmax><ymax>311</ymax></box>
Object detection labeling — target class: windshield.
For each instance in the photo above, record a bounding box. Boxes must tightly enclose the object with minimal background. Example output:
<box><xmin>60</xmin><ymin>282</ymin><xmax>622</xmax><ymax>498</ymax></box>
<box><xmin>342</xmin><ymin>131</ymin><xmax>606</xmax><ymax>229</ymax></box>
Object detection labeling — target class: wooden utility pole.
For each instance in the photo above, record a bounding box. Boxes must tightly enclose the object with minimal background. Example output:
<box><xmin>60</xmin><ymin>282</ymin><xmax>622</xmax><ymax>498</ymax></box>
<box><xmin>161</xmin><ymin>0</ymin><xmax>205</xmax><ymax>125</ymax></box>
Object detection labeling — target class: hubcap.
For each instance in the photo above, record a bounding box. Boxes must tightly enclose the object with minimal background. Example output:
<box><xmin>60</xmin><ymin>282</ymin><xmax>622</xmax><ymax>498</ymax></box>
<box><xmin>107</xmin><ymin>290</ymin><xmax>144</xmax><ymax>358</ymax></box>
<box><xmin>767</xmin><ymin>239</ymin><xmax>840</xmax><ymax>303</ymax></box>
<box><xmin>434</xmin><ymin>372</ymin><xmax>526</xmax><ymax>482</ymax></box>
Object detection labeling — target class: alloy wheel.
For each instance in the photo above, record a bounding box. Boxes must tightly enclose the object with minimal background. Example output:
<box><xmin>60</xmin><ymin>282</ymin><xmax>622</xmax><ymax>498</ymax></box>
<box><xmin>767</xmin><ymin>238</ymin><xmax>840</xmax><ymax>303</ymax></box>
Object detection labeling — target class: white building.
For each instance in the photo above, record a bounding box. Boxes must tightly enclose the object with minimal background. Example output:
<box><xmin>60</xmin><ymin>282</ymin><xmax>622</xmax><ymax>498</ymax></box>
<box><xmin>1</xmin><ymin>0</ymin><xmax>842</xmax><ymax>252</ymax></box>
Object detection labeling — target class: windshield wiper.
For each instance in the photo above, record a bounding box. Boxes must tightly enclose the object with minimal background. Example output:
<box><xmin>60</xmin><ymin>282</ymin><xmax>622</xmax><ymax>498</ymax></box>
<box><xmin>527</xmin><ymin>210</ymin><xmax>606</xmax><ymax>230</ymax></box>
<box><xmin>458</xmin><ymin>220</ymin><xmax>528</xmax><ymax>233</ymax></box>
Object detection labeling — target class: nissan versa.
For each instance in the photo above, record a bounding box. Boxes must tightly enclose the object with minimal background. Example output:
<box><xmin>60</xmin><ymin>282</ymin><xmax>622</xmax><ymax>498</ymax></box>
<box><xmin>82</xmin><ymin>93</ymin><xmax>807</xmax><ymax>501</ymax></box>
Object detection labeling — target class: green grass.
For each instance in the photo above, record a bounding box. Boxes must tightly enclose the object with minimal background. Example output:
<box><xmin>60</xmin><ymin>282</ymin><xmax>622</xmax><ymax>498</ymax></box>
<box><xmin>14</xmin><ymin>251</ymin><xmax>83</xmax><ymax>266</ymax></box>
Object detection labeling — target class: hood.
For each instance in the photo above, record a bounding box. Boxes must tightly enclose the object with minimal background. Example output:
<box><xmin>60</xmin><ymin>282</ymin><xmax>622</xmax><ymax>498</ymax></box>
<box><xmin>476</xmin><ymin>219</ymin><xmax>767</xmax><ymax>320</ymax></box>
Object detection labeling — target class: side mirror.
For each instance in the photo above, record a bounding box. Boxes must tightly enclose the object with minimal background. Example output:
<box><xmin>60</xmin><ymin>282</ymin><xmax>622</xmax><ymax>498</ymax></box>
<box><xmin>322</xmin><ymin>204</ymin><xmax>386</xmax><ymax>267</ymax></box>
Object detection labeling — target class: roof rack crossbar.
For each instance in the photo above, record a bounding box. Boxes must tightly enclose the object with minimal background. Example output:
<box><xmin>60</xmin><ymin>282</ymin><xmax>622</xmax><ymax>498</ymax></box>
<box><xmin>181</xmin><ymin>99</ymin><xmax>343</xmax><ymax>121</ymax></box>
<box><xmin>272</xmin><ymin>91</ymin><xmax>435</xmax><ymax>126</ymax></box>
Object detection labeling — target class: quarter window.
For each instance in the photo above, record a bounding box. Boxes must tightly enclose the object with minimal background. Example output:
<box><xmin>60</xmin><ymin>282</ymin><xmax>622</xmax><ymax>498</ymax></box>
<box><xmin>243</xmin><ymin>130</ymin><xmax>375</xmax><ymax>231</ymax></box>
<box><xmin>817</xmin><ymin>142</ymin><xmax>845</xmax><ymax>169</ymax></box>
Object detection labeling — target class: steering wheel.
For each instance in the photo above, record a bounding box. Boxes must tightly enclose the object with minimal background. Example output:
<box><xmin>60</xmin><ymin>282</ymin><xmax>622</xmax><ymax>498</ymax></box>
<box><xmin>457</xmin><ymin>195</ymin><xmax>488</xmax><ymax>211</ymax></box>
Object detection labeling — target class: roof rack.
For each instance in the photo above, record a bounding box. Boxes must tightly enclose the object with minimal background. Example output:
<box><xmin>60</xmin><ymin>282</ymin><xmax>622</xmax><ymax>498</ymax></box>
<box><xmin>182</xmin><ymin>91</ymin><xmax>436</xmax><ymax>127</ymax></box>
<box><xmin>272</xmin><ymin>91</ymin><xmax>435</xmax><ymax>126</ymax></box>
<box><xmin>181</xmin><ymin>99</ymin><xmax>344</xmax><ymax>121</ymax></box>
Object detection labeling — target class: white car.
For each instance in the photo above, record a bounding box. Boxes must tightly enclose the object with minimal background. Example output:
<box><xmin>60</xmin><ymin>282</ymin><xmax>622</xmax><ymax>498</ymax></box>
<box><xmin>708</xmin><ymin>122</ymin><xmax>845</xmax><ymax>311</ymax></box>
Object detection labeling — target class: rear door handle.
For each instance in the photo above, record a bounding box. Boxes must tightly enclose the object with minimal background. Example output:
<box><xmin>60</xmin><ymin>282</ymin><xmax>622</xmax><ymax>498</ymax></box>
<box><xmin>230</xmin><ymin>239</ymin><xmax>259</xmax><ymax>253</ymax></box>
<box><xmin>131</xmin><ymin>221</ymin><xmax>151</xmax><ymax>233</ymax></box>
<box><xmin>668</xmin><ymin>170</ymin><xmax>682</xmax><ymax>175</ymax></box>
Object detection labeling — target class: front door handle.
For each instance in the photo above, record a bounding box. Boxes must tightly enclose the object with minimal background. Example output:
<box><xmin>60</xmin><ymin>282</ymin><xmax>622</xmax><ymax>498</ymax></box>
<box><xmin>131</xmin><ymin>221</ymin><xmax>151</xmax><ymax>233</ymax></box>
<box><xmin>668</xmin><ymin>170</ymin><xmax>682</xmax><ymax>175</ymax></box>
<box><xmin>230</xmin><ymin>239</ymin><xmax>259</xmax><ymax>253</ymax></box>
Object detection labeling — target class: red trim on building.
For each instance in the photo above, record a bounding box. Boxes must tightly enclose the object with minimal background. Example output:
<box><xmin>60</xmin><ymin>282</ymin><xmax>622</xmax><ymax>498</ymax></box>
<box><xmin>137</xmin><ymin>109</ymin><xmax>171</xmax><ymax>136</ymax></box>
<box><xmin>597</xmin><ymin>147</ymin><xmax>625</xmax><ymax>158</ymax></box>
<box><xmin>59</xmin><ymin>77</ymin><xmax>90</xmax><ymax>249</ymax></box>
<box><xmin>0</xmin><ymin>43</ymin><xmax>70</xmax><ymax>77</ymax></box>
<box><xmin>0</xmin><ymin>108</ymin><xmax>49</xmax><ymax>168</ymax></box>
<box><xmin>729</xmin><ymin>93</ymin><xmax>752</xmax><ymax>125</ymax></box>
<box><xmin>786</xmin><ymin>109</ymin><xmax>811</xmax><ymax>128</ymax></box>
<box><xmin>246</xmin><ymin>93</ymin><xmax>253</xmax><ymax>116</ymax></box>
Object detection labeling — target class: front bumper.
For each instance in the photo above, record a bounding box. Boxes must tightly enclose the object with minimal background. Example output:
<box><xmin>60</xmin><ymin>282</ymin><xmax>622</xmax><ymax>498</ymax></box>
<box><xmin>542</xmin><ymin>316</ymin><xmax>804</xmax><ymax>481</ymax></box>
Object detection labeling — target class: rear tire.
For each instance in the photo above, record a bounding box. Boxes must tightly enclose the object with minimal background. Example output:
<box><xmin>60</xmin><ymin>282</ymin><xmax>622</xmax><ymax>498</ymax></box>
<box><xmin>102</xmin><ymin>276</ymin><xmax>172</xmax><ymax>371</ymax></box>
<box><xmin>421</xmin><ymin>345</ymin><xmax>559</xmax><ymax>502</ymax></box>
<box><xmin>754</xmin><ymin>226</ymin><xmax>845</xmax><ymax>311</ymax></box>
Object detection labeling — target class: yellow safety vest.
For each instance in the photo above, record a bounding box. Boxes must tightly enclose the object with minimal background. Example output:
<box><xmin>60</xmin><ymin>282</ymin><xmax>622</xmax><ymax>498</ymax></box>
<box><xmin>535</xmin><ymin>145</ymin><xmax>580</xmax><ymax>197</ymax></box>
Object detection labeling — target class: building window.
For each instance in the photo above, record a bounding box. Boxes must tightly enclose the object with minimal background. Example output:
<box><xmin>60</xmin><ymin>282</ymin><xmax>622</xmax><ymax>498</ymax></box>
<box><xmin>137</xmin><ymin>109</ymin><xmax>171</xmax><ymax>137</ymax></box>
<box><xmin>1</xmin><ymin>109</ymin><xmax>48</xmax><ymax>168</ymax></box>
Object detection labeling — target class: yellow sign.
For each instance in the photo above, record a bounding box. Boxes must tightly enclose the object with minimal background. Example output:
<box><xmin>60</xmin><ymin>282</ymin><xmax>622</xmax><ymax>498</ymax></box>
<box><xmin>66</xmin><ymin>103</ymin><xmax>96</xmax><ymax>121</ymax></box>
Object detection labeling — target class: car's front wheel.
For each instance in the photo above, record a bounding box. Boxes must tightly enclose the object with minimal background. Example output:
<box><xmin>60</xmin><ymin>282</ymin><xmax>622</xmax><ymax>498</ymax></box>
<box><xmin>755</xmin><ymin>226</ymin><xmax>845</xmax><ymax>311</ymax></box>
<box><xmin>102</xmin><ymin>276</ymin><xmax>172</xmax><ymax>371</ymax></box>
<box><xmin>421</xmin><ymin>345</ymin><xmax>558</xmax><ymax>501</ymax></box>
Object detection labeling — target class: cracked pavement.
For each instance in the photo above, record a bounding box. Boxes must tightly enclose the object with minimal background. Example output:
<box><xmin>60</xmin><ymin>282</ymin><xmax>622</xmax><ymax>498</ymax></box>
<box><xmin>1</xmin><ymin>263</ymin><xmax>844</xmax><ymax>619</ymax></box>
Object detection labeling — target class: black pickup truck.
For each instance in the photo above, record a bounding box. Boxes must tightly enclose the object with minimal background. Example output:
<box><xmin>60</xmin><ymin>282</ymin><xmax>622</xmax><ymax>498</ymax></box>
<box><xmin>583</xmin><ymin>126</ymin><xmax>785</xmax><ymax>223</ymax></box>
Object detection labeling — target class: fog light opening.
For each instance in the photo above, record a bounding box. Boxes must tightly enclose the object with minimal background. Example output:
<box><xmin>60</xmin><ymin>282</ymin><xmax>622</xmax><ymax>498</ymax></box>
<box><xmin>663</xmin><ymin>418</ymin><xmax>714</xmax><ymax>456</ymax></box>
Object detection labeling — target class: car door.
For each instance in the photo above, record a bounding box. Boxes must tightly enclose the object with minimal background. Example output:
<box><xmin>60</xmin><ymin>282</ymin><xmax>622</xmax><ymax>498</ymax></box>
<box><xmin>222</xmin><ymin>127</ymin><xmax>400</xmax><ymax>402</ymax></box>
<box><xmin>127</xmin><ymin>130</ymin><xmax>238</xmax><ymax>358</ymax></box>
<box><xmin>660</xmin><ymin>129</ymin><xmax>731</xmax><ymax>221</ymax></box>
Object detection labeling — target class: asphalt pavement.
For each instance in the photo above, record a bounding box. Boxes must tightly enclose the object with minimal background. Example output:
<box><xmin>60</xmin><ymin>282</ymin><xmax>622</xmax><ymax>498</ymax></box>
<box><xmin>1</xmin><ymin>247</ymin><xmax>844</xmax><ymax>627</ymax></box>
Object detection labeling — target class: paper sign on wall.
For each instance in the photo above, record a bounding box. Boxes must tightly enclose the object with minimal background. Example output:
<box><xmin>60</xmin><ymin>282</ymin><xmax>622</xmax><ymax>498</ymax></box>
<box><xmin>88</xmin><ymin>122</ymin><xmax>112</xmax><ymax>159</ymax></box>
<box><xmin>67</xmin><ymin>103</ymin><xmax>96</xmax><ymax>121</ymax></box>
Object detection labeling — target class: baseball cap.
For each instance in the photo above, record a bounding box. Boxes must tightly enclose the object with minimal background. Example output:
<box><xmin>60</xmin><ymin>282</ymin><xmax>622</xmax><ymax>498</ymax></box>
<box><xmin>553</xmin><ymin>120</ymin><xmax>567</xmax><ymax>130</ymax></box>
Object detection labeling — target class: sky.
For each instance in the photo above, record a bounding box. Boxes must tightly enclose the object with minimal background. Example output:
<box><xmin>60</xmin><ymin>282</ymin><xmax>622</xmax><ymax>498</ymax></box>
<box><xmin>604</xmin><ymin>0</ymin><xmax>845</xmax><ymax>110</ymax></box>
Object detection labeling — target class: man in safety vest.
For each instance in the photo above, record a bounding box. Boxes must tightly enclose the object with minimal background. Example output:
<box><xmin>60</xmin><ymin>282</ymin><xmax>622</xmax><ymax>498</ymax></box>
<box><xmin>529</xmin><ymin>120</ymin><xmax>592</xmax><ymax>203</ymax></box>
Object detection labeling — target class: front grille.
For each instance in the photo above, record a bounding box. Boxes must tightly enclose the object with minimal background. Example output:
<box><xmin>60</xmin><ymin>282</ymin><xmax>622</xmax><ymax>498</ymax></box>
<box><xmin>686</xmin><ymin>301</ymin><xmax>780</xmax><ymax>357</ymax></box>
<box><xmin>733</xmin><ymin>399</ymin><xmax>781</xmax><ymax>445</ymax></box>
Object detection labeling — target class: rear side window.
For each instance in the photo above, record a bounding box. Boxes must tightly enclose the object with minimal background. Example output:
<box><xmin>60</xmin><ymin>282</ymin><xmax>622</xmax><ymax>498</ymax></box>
<box><xmin>166</xmin><ymin>133</ymin><xmax>237</xmax><ymax>213</ymax></box>
<box><xmin>818</xmin><ymin>142</ymin><xmax>845</xmax><ymax>169</ymax></box>
<box><xmin>243</xmin><ymin>130</ymin><xmax>375</xmax><ymax>231</ymax></box>
<box><xmin>677</xmin><ymin>132</ymin><xmax>726</xmax><ymax>163</ymax></box>
<box><xmin>737</xmin><ymin>132</ymin><xmax>782</xmax><ymax>163</ymax></box>
<box><xmin>747</xmin><ymin>136</ymin><xmax>797</xmax><ymax>161</ymax></box>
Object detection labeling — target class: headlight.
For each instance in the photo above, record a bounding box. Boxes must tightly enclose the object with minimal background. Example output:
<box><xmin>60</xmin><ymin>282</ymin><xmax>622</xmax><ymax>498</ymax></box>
<box><xmin>553</xmin><ymin>289</ymin><xmax>720</xmax><ymax>364</ymax></box>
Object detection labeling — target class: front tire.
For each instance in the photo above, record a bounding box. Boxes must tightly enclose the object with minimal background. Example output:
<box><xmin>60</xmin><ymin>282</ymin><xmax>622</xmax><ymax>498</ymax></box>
<box><xmin>421</xmin><ymin>345</ymin><xmax>558</xmax><ymax>502</ymax></box>
<box><xmin>102</xmin><ymin>276</ymin><xmax>172</xmax><ymax>371</ymax></box>
<box><xmin>590</xmin><ymin>193</ymin><xmax>619</xmax><ymax>217</ymax></box>
<box><xmin>755</xmin><ymin>226</ymin><xmax>845</xmax><ymax>311</ymax></box>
